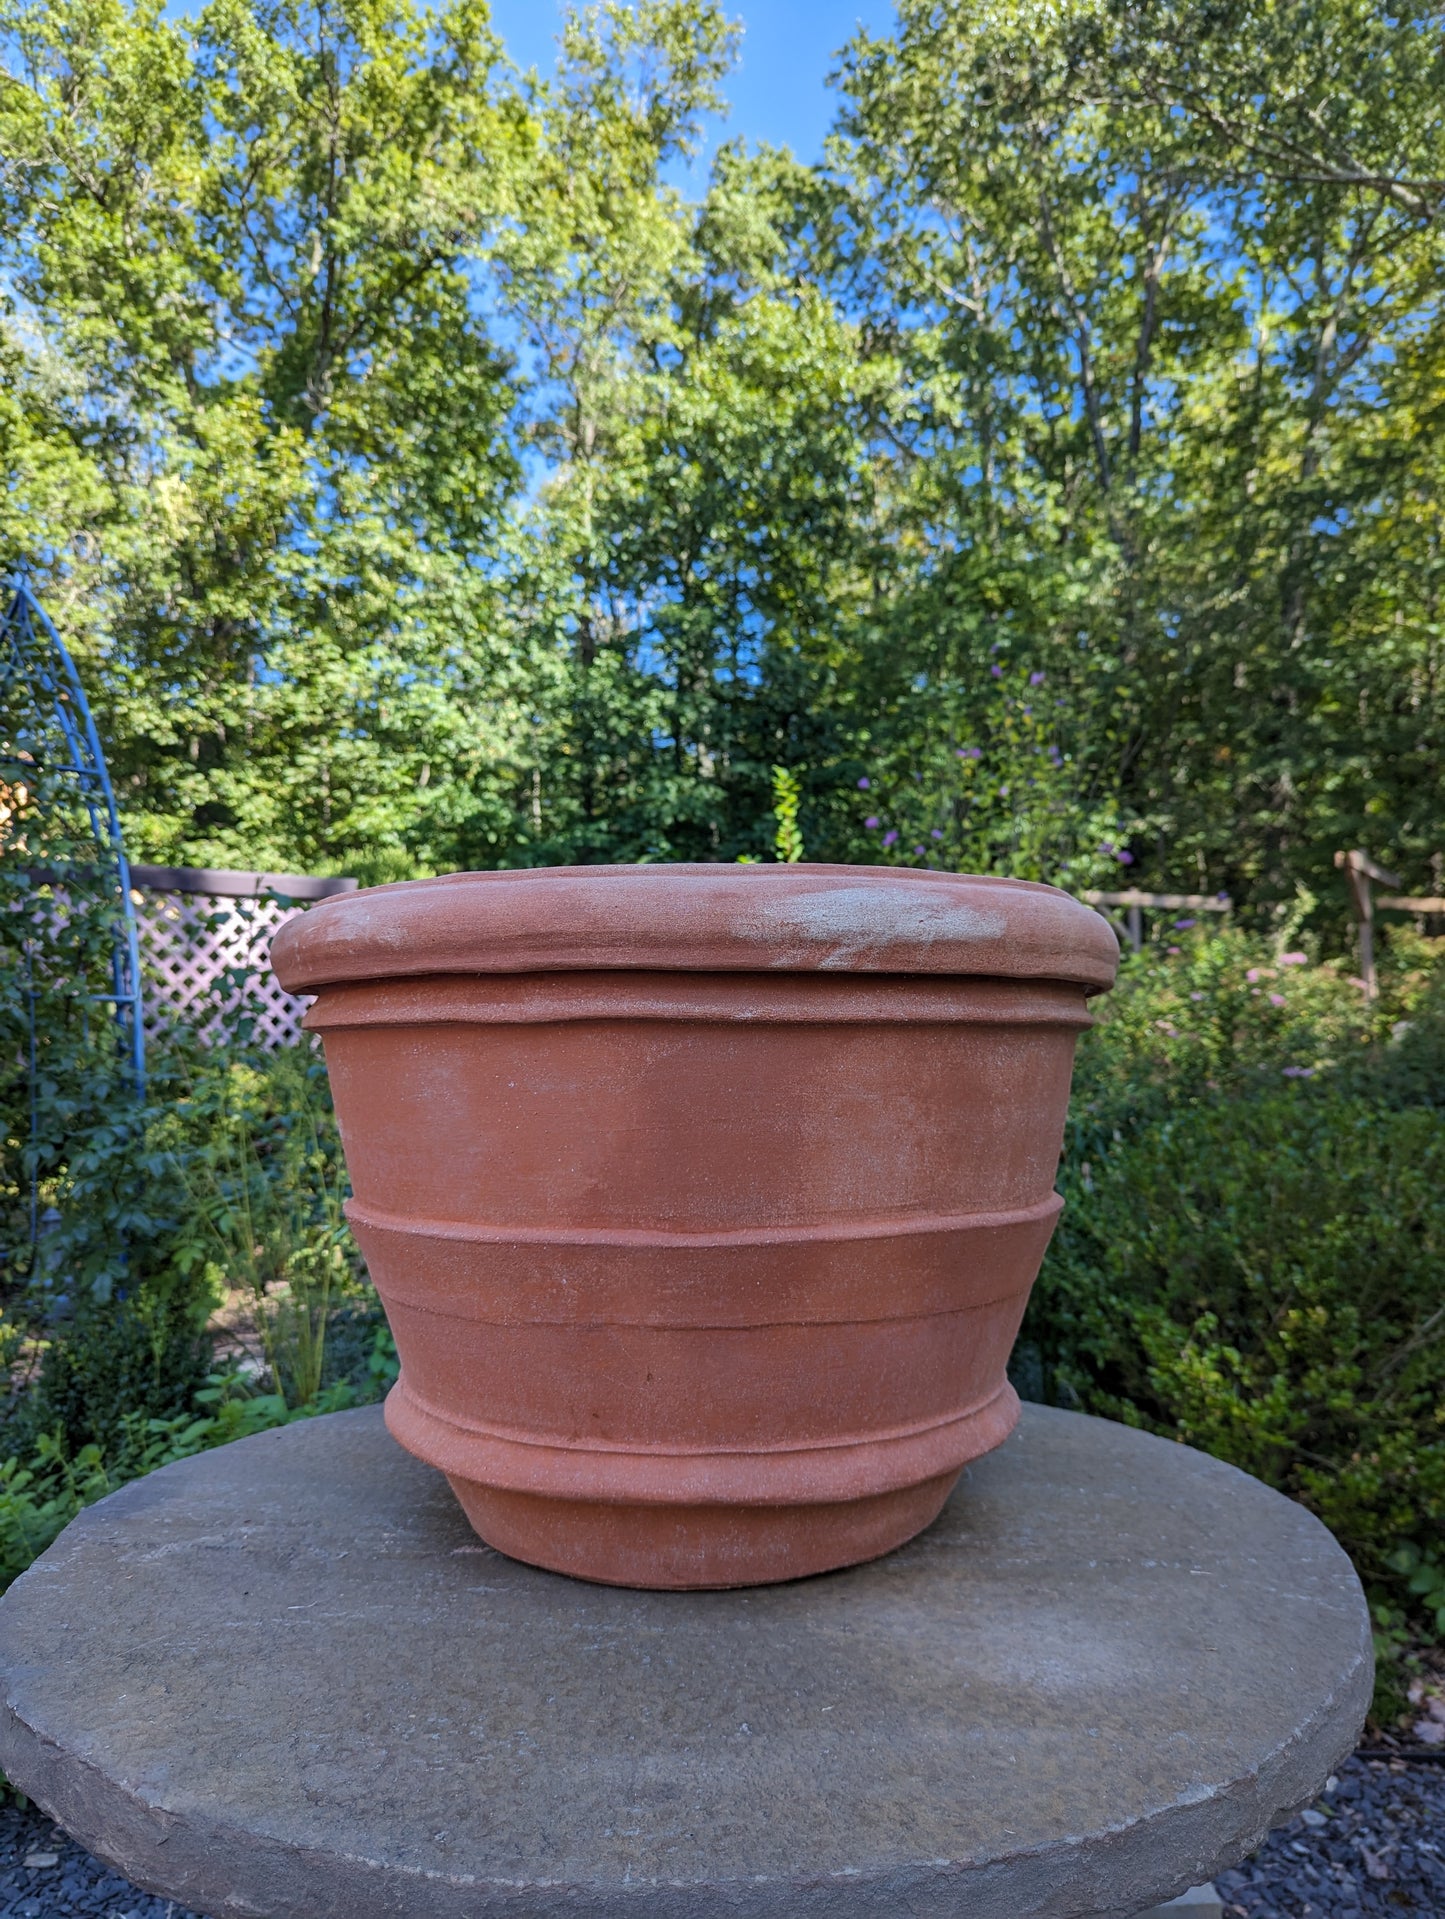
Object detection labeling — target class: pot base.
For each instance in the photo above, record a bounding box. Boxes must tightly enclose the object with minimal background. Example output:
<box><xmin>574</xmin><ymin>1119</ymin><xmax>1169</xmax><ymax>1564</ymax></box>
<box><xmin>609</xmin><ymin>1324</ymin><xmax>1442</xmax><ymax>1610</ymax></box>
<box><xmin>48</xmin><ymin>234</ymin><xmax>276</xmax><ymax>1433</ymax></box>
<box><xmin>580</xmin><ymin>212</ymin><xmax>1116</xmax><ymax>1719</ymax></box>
<box><xmin>386</xmin><ymin>1373</ymin><xmax>1023</xmax><ymax>1589</ymax></box>
<box><xmin>444</xmin><ymin>1468</ymin><xmax>964</xmax><ymax>1590</ymax></box>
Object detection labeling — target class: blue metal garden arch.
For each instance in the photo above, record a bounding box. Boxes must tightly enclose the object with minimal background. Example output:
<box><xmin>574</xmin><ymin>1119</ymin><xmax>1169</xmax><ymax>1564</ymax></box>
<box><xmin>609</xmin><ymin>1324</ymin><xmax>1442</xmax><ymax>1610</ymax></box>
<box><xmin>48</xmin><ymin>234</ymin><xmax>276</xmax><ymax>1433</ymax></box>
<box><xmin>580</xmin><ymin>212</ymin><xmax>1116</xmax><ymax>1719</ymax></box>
<box><xmin>0</xmin><ymin>575</ymin><xmax>146</xmax><ymax>1097</ymax></box>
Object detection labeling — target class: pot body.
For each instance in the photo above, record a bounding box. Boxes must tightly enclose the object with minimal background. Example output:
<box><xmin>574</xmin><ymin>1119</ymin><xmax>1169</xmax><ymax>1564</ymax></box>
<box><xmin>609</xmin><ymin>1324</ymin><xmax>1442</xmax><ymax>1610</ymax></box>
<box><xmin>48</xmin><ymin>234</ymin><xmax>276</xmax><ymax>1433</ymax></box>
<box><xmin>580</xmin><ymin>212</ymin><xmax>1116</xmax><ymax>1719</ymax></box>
<box><xmin>306</xmin><ymin>965</ymin><xmax>1093</xmax><ymax>1588</ymax></box>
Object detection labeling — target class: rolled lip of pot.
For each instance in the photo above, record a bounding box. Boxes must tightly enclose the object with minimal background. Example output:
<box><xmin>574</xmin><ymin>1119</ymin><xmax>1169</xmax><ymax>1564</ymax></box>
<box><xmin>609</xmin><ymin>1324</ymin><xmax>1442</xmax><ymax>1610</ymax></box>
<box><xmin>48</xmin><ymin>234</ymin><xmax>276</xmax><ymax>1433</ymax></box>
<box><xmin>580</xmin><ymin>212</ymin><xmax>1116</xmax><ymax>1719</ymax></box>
<box><xmin>272</xmin><ymin>865</ymin><xmax>1119</xmax><ymax>996</ymax></box>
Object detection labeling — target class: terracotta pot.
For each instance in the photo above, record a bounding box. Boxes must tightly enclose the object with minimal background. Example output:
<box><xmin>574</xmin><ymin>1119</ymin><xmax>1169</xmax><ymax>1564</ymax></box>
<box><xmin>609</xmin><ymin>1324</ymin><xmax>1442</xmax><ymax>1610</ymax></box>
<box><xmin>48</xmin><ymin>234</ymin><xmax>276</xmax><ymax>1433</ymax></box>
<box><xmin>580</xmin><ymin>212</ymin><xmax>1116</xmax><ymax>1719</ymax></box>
<box><xmin>271</xmin><ymin>865</ymin><xmax>1117</xmax><ymax>1590</ymax></box>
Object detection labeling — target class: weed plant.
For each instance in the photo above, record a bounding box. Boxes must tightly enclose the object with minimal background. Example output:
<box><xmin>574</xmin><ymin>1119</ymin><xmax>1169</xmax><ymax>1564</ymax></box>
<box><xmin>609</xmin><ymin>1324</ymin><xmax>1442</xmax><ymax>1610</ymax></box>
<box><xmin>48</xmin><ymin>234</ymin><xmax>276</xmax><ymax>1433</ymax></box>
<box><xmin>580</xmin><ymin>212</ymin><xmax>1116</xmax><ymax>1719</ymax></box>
<box><xmin>0</xmin><ymin>1372</ymin><xmax>361</xmax><ymax>1592</ymax></box>
<box><xmin>165</xmin><ymin>1045</ymin><xmax>359</xmax><ymax>1409</ymax></box>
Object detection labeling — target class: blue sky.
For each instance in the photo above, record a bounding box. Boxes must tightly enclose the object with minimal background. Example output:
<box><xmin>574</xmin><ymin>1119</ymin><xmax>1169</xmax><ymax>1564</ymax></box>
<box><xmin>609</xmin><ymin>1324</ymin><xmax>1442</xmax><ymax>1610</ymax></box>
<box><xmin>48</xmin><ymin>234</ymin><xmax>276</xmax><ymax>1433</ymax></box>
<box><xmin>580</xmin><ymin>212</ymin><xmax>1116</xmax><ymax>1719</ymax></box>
<box><xmin>485</xmin><ymin>1</ymin><xmax>897</xmax><ymax>169</ymax></box>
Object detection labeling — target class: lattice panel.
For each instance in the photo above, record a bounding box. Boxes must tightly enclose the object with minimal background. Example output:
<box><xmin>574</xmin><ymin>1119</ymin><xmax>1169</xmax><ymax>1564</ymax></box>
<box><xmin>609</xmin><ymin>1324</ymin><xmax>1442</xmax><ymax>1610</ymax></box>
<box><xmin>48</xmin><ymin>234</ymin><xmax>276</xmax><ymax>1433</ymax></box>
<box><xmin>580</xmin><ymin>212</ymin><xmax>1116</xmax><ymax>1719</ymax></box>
<box><xmin>137</xmin><ymin>892</ymin><xmax>313</xmax><ymax>1049</ymax></box>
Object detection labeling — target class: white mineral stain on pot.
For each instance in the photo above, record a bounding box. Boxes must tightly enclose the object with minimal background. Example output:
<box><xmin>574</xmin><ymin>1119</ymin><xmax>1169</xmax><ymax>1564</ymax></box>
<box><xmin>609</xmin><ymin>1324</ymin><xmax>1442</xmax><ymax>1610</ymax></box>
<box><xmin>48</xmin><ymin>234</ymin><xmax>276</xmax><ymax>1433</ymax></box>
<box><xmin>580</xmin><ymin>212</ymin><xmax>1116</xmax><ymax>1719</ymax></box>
<box><xmin>756</xmin><ymin>886</ymin><xmax>1008</xmax><ymax>964</ymax></box>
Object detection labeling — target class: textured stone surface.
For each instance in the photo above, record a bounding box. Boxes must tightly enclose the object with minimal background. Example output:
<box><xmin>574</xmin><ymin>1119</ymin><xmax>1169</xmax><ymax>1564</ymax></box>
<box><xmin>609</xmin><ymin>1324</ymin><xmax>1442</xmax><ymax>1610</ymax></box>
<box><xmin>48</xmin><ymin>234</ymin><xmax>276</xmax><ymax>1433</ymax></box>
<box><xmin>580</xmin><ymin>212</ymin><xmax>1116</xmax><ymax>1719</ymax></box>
<box><xmin>10</xmin><ymin>1753</ymin><xmax>1445</xmax><ymax>1919</ymax></box>
<box><xmin>0</xmin><ymin>1404</ymin><xmax>1371</xmax><ymax>1919</ymax></box>
<box><xmin>1137</xmin><ymin>1887</ymin><xmax>1223</xmax><ymax>1916</ymax></box>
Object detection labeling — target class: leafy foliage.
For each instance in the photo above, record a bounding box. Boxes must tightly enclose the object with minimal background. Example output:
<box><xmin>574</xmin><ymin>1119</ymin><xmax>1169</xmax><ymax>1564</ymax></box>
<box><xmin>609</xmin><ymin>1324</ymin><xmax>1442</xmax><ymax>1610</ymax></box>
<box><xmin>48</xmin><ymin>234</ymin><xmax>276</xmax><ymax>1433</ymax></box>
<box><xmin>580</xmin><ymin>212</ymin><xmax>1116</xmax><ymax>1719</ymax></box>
<box><xmin>1</xmin><ymin>0</ymin><xmax>1439</xmax><ymax>909</ymax></box>
<box><xmin>1023</xmin><ymin>928</ymin><xmax>1445</xmax><ymax>1662</ymax></box>
<box><xmin>0</xmin><ymin>1376</ymin><xmax>360</xmax><ymax>1594</ymax></box>
<box><xmin>1388</xmin><ymin>1546</ymin><xmax>1445</xmax><ymax>1640</ymax></box>
<box><xmin>1044</xmin><ymin>1095</ymin><xmax>1445</xmax><ymax>1563</ymax></box>
<box><xmin>771</xmin><ymin>766</ymin><xmax>804</xmax><ymax>864</ymax></box>
<box><xmin>166</xmin><ymin>1046</ymin><xmax>360</xmax><ymax>1409</ymax></box>
<box><xmin>827</xmin><ymin>0</ymin><xmax>1445</xmax><ymax>901</ymax></box>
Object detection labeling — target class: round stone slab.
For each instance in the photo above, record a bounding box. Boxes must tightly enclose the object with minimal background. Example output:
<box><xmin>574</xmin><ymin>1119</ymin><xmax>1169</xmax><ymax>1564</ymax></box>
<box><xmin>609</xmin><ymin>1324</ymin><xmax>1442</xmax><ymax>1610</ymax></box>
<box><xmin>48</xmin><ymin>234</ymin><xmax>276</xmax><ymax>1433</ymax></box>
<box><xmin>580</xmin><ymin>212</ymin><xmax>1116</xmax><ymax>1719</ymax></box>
<box><xmin>0</xmin><ymin>1405</ymin><xmax>1370</xmax><ymax>1919</ymax></box>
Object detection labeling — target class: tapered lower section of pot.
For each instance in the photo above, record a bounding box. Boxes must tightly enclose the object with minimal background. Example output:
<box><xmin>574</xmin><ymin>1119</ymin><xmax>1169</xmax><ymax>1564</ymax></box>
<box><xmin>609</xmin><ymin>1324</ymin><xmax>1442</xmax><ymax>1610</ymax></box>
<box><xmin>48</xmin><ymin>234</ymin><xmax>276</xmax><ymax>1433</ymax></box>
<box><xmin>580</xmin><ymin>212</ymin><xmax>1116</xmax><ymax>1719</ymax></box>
<box><xmin>445</xmin><ymin>1469</ymin><xmax>965</xmax><ymax>1589</ymax></box>
<box><xmin>385</xmin><ymin>1375</ymin><xmax>1021</xmax><ymax>1588</ymax></box>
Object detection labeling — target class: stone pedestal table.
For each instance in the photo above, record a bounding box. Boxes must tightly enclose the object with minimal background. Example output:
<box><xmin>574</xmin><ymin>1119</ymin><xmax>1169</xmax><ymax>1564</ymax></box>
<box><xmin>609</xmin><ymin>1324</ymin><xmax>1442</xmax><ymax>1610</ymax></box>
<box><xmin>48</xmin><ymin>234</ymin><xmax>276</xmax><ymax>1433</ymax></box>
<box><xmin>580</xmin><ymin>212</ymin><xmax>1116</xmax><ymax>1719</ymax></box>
<box><xmin>0</xmin><ymin>1405</ymin><xmax>1371</xmax><ymax>1919</ymax></box>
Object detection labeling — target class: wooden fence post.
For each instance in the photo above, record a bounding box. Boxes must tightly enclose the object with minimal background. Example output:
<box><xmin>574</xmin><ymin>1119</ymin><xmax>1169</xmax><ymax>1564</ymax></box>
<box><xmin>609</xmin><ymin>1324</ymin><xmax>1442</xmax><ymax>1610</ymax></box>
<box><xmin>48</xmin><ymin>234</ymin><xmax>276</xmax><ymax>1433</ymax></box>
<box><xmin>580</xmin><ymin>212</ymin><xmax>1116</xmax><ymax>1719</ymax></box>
<box><xmin>1333</xmin><ymin>849</ymin><xmax>1400</xmax><ymax>1002</ymax></box>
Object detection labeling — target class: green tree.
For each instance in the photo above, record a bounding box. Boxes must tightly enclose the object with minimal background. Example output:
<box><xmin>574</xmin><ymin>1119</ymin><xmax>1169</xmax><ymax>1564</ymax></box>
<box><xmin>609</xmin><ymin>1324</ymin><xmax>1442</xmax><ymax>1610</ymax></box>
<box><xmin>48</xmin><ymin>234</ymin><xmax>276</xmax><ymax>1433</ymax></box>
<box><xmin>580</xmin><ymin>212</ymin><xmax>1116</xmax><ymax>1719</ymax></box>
<box><xmin>1</xmin><ymin>0</ymin><xmax>540</xmax><ymax>880</ymax></box>
<box><xmin>3</xmin><ymin>0</ymin><xmax>1444</xmax><ymax>913</ymax></box>
<box><xmin>821</xmin><ymin>0</ymin><xmax>1445</xmax><ymax>904</ymax></box>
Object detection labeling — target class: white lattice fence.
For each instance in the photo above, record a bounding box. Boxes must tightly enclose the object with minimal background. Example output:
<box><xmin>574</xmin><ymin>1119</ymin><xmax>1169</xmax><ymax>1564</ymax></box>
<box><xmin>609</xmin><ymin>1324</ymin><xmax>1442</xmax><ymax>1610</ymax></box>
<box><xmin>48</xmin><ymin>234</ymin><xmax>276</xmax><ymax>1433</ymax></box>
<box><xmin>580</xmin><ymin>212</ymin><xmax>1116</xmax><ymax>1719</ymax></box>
<box><xmin>132</xmin><ymin>866</ymin><xmax>357</xmax><ymax>1050</ymax></box>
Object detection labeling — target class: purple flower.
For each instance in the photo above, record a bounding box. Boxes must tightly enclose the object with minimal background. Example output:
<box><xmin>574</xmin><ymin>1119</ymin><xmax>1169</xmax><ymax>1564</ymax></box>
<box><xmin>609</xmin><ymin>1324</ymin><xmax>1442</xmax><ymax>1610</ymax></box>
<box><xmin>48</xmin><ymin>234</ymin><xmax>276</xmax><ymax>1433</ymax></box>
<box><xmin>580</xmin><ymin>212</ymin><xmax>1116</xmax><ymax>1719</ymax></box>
<box><xmin>1282</xmin><ymin>1065</ymin><xmax>1315</xmax><ymax>1079</ymax></box>
<box><xmin>1029</xmin><ymin>671</ymin><xmax>1045</xmax><ymax>686</ymax></box>
<box><xmin>1021</xmin><ymin>706</ymin><xmax>1032</xmax><ymax>717</ymax></box>
<box><xmin>864</xmin><ymin>815</ymin><xmax>880</xmax><ymax>829</ymax></box>
<box><xmin>1173</xmin><ymin>917</ymin><xmax>1195</xmax><ymax>930</ymax></box>
<box><xmin>1280</xmin><ymin>951</ymin><xmax>1307</xmax><ymax>966</ymax></box>
<box><xmin>1099</xmin><ymin>841</ymin><xmax>1115</xmax><ymax>854</ymax></box>
<box><xmin>1269</xmin><ymin>992</ymin><xmax>1286</xmax><ymax>1007</ymax></box>
<box><xmin>913</xmin><ymin>845</ymin><xmax>926</xmax><ymax>856</ymax></box>
<box><xmin>1216</xmin><ymin>890</ymin><xmax>1229</xmax><ymax>902</ymax></box>
<box><xmin>1190</xmin><ymin>991</ymin><xmax>1205</xmax><ymax>1001</ymax></box>
<box><xmin>957</xmin><ymin>745</ymin><xmax>982</xmax><ymax>760</ymax></box>
<box><xmin>930</xmin><ymin>828</ymin><xmax>944</xmax><ymax>840</ymax></box>
<box><xmin>882</xmin><ymin>829</ymin><xmax>899</xmax><ymax>848</ymax></box>
<box><xmin>857</xmin><ymin>776</ymin><xmax>870</xmax><ymax>790</ymax></box>
<box><xmin>1246</xmin><ymin>967</ymin><xmax>1263</xmax><ymax>983</ymax></box>
<box><xmin>990</xmin><ymin>664</ymin><xmax>1003</xmax><ymax>677</ymax></box>
<box><xmin>1117</xmin><ymin>850</ymin><xmax>1134</xmax><ymax>865</ymax></box>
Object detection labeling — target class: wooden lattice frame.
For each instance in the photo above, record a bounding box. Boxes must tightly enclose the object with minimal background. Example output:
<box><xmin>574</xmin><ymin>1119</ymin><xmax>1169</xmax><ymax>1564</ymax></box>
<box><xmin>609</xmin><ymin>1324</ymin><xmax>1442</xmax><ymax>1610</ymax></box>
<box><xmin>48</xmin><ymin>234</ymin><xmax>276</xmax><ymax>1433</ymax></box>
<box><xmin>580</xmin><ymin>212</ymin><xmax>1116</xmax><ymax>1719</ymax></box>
<box><xmin>137</xmin><ymin>893</ymin><xmax>310</xmax><ymax>1048</ymax></box>
<box><xmin>131</xmin><ymin>866</ymin><xmax>357</xmax><ymax>1050</ymax></box>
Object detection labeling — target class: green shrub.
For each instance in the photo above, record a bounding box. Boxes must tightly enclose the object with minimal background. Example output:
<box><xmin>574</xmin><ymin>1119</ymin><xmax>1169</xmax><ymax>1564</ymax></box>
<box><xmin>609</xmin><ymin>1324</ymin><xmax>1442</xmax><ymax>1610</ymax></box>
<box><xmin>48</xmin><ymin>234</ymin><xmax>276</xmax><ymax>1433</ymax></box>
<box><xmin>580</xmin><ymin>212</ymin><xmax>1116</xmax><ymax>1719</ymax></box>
<box><xmin>14</xmin><ymin>1032</ymin><xmax>373</xmax><ymax>1417</ymax></box>
<box><xmin>1020</xmin><ymin>923</ymin><xmax>1445</xmax><ymax>1709</ymax></box>
<box><xmin>0</xmin><ymin>838</ymin><xmax>392</xmax><ymax>1620</ymax></box>
<box><xmin>0</xmin><ymin>1433</ymin><xmax>112</xmax><ymax>1593</ymax></box>
<box><xmin>29</xmin><ymin>1289</ymin><xmax>214</xmax><ymax>1456</ymax></box>
<box><xmin>14</xmin><ymin>1035</ymin><xmax>222</xmax><ymax>1451</ymax></box>
<box><xmin>1033</xmin><ymin>1090</ymin><xmax>1445</xmax><ymax>1615</ymax></box>
<box><xmin>163</xmin><ymin>1044</ymin><xmax>362</xmax><ymax>1408</ymax></box>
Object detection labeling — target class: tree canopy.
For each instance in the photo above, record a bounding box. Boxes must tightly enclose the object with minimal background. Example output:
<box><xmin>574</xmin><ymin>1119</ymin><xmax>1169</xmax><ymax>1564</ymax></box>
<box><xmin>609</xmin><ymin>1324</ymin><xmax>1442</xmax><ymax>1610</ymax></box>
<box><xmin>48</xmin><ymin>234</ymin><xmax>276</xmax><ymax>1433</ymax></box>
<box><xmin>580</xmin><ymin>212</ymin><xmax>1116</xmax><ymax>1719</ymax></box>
<box><xmin>2</xmin><ymin>0</ymin><xmax>1441</xmax><ymax>916</ymax></box>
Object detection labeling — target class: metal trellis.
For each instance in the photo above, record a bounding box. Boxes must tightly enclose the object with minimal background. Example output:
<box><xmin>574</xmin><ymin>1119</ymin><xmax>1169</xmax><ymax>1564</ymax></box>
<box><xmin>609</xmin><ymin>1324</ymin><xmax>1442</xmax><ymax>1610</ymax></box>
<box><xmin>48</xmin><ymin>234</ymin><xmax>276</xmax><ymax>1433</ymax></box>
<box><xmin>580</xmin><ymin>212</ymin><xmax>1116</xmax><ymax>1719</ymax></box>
<box><xmin>0</xmin><ymin>575</ymin><xmax>146</xmax><ymax>1097</ymax></box>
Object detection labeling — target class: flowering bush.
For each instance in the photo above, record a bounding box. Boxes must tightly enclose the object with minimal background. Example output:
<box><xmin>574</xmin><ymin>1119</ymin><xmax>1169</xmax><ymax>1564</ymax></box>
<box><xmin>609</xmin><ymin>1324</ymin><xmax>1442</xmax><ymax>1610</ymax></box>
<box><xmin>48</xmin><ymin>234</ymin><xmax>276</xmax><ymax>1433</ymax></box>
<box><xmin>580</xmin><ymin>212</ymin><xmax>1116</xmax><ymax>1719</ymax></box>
<box><xmin>850</xmin><ymin>663</ymin><xmax>1132</xmax><ymax>886</ymax></box>
<box><xmin>1065</xmin><ymin>923</ymin><xmax>1386</xmax><ymax>1140</ymax></box>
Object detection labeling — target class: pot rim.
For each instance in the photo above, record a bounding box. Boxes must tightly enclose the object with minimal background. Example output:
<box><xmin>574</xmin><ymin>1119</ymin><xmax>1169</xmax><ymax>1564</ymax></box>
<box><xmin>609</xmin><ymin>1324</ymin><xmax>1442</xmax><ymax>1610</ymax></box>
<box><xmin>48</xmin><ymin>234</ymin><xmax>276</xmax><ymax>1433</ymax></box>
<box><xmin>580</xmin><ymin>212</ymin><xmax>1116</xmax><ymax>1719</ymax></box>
<box><xmin>271</xmin><ymin>862</ymin><xmax>1119</xmax><ymax>994</ymax></box>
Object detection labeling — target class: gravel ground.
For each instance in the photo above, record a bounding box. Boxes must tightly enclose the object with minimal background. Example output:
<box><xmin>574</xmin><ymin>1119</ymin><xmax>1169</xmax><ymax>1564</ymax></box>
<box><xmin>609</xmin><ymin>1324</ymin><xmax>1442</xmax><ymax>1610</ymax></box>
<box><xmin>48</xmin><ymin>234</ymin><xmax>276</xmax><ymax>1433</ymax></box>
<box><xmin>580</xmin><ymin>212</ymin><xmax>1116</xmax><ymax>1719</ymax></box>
<box><xmin>0</xmin><ymin>1754</ymin><xmax>1440</xmax><ymax>1916</ymax></box>
<box><xmin>0</xmin><ymin>1805</ymin><xmax>199</xmax><ymax>1918</ymax></box>
<box><xmin>1217</xmin><ymin>1753</ymin><xmax>1445</xmax><ymax>1918</ymax></box>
